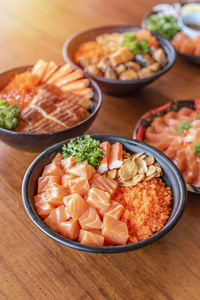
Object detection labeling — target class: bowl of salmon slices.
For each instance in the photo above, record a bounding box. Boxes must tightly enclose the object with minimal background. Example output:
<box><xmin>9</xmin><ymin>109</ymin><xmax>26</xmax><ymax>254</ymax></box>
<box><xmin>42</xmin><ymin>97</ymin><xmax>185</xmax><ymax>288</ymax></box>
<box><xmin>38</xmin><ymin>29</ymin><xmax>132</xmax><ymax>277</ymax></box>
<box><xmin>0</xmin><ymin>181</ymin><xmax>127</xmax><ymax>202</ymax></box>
<box><xmin>0</xmin><ymin>60</ymin><xmax>102</xmax><ymax>152</ymax></box>
<box><xmin>133</xmin><ymin>99</ymin><xmax>200</xmax><ymax>194</ymax></box>
<box><xmin>22</xmin><ymin>134</ymin><xmax>186</xmax><ymax>253</ymax></box>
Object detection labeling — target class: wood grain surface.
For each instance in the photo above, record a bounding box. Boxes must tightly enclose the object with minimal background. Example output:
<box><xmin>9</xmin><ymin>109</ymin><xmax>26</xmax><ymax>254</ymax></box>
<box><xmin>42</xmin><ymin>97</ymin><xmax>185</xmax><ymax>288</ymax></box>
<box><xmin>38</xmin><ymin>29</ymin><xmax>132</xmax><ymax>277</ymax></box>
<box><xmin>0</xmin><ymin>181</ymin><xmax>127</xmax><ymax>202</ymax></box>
<box><xmin>0</xmin><ymin>0</ymin><xmax>200</xmax><ymax>299</ymax></box>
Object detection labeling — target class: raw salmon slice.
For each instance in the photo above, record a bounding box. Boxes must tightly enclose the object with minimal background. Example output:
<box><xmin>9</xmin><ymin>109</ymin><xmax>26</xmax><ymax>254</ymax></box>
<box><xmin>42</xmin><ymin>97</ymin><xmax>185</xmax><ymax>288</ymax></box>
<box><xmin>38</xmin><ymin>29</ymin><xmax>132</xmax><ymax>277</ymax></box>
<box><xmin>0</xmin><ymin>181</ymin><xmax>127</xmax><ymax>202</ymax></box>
<box><xmin>87</xmin><ymin>187</ymin><xmax>111</xmax><ymax>209</ymax></box>
<box><xmin>44</xmin><ymin>182</ymin><xmax>68</xmax><ymax>207</ymax></box>
<box><xmin>68</xmin><ymin>177</ymin><xmax>90</xmax><ymax>195</ymax></box>
<box><xmin>78</xmin><ymin>229</ymin><xmax>104</xmax><ymax>246</ymax></box>
<box><xmin>37</xmin><ymin>175</ymin><xmax>61</xmax><ymax>194</ymax></box>
<box><xmin>42</xmin><ymin>162</ymin><xmax>63</xmax><ymax>177</ymax></box>
<box><xmin>79</xmin><ymin>206</ymin><xmax>102</xmax><ymax>230</ymax></box>
<box><xmin>43</xmin><ymin>205</ymin><xmax>70</xmax><ymax>233</ymax></box>
<box><xmin>61</xmin><ymin>156</ymin><xmax>76</xmax><ymax>173</ymax></box>
<box><xmin>61</xmin><ymin>174</ymin><xmax>76</xmax><ymax>189</ymax></box>
<box><xmin>63</xmin><ymin>193</ymin><xmax>88</xmax><ymax>220</ymax></box>
<box><xmin>59</xmin><ymin>219</ymin><xmax>80</xmax><ymax>240</ymax></box>
<box><xmin>109</xmin><ymin>143</ymin><xmax>123</xmax><ymax>170</ymax></box>
<box><xmin>98</xmin><ymin>201</ymin><xmax>124</xmax><ymax>220</ymax></box>
<box><xmin>68</xmin><ymin>161</ymin><xmax>95</xmax><ymax>180</ymax></box>
<box><xmin>52</xmin><ymin>153</ymin><xmax>63</xmax><ymax>165</ymax></box>
<box><xmin>102</xmin><ymin>215</ymin><xmax>129</xmax><ymax>245</ymax></box>
<box><xmin>91</xmin><ymin>174</ymin><xmax>117</xmax><ymax>197</ymax></box>
<box><xmin>97</xmin><ymin>142</ymin><xmax>111</xmax><ymax>174</ymax></box>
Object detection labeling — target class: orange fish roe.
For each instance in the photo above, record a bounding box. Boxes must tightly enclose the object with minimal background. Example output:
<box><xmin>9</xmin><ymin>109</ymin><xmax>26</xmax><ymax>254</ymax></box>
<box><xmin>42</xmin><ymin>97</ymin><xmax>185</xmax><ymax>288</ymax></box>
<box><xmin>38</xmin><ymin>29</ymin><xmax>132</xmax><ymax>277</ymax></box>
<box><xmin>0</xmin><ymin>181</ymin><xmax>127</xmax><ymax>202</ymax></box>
<box><xmin>113</xmin><ymin>178</ymin><xmax>172</xmax><ymax>243</ymax></box>
<box><xmin>0</xmin><ymin>71</ymin><xmax>38</xmax><ymax>109</ymax></box>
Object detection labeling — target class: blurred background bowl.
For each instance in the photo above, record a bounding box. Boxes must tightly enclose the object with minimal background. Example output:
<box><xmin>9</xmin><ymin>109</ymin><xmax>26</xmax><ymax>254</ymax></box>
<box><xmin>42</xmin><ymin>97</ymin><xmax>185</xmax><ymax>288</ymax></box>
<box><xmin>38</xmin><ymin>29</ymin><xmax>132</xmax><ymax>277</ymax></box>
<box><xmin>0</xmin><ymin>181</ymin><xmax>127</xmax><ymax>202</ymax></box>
<box><xmin>0</xmin><ymin>66</ymin><xmax>102</xmax><ymax>152</ymax></box>
<box><xmin>132</xmin><ymin>99</ymin><xmax>200</xmax><ymax>194</ymax></box>
<box><xmin>63</xmin><ymin>25</ymin><xmax>176</xmax><ymax>96</ymax></box>
<box><xmin>22</xmin><ymin>134</ymin><xmax>187</xmax><ymax>253</ymax></box>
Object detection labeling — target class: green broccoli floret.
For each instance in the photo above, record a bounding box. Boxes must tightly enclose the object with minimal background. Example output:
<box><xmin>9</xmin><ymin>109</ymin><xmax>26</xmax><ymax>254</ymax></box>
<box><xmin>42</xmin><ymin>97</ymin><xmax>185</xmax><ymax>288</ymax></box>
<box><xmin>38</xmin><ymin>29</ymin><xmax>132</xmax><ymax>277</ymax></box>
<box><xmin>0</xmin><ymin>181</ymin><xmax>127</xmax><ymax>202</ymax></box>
<box><xmin>0</xmin><ymin>99</ymin><xmax>20</xmax><ymax>130</ymax></box>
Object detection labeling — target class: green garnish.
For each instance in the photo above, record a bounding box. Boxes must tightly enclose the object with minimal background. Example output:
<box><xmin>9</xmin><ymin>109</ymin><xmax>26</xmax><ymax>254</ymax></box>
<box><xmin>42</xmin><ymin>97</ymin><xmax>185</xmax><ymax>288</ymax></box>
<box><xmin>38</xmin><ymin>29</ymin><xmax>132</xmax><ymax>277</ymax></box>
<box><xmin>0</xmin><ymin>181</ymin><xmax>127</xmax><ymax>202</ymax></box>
<box><xmin>194</xmin><ymin>143</ymin><xmax>200</xmax><ymax>156</ymax></box>
<box><xmin>0</xmin><ymin>98</ymin><xmax>20</xmax><ymax>130</ymax></box>
<box><xmin>196</xmin><ymin>113</ymin><xmax>200</xmax><ymax>120</ymax></box>
<box><xmin>121</xmin><ymin>32</ymin><xmax>150</xmax><ymax>54</ymax></box>
<box><xmin>62</xmin><ymin>135</ymin><xmax>104</xmax><ymax>168</ymax></box>
<box><xmin>146</xmin><ymin>14</ymin><xmax>180</xmax><ymax>40</ymax></box>
<box><xmin>177</xmin><ymin>122</ymin><xmax>191</xmax><ymax>133</ymax></box>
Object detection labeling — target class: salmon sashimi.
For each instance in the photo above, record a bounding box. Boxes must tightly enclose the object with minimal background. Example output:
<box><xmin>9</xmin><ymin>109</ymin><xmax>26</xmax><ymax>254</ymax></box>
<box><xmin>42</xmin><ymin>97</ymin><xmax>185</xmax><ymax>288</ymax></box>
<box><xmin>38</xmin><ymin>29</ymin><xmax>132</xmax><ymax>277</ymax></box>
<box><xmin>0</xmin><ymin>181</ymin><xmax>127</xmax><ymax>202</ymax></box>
<box><xmin>42</xmin><ymin>61</ymin><xmax>58</xmax><ymax>82</ymax></box>
<box><xmin>60</xmin><ymin>156</ymin><xmax>76</xmax><ymax>174</ymax></box>
<box><xmin>42</xmin><ymin>162</ymin><xmax>63</xmax><ymax>177</ymax></box>
<box><xmin>78</xmin><ymin>229</ymin><xmax>104</xmax><ymax>246</ymax></box>
<box><xmin>68</xmin><ymin>177</ymin><xmax>90</xmax><ymax>195</ymax></box>
<box><xmin>43</xmin><ymin>205</ymin><xmax>70</xmax><ymax>233</ymax></box>
<box><xmin>98</xmin><ymin>201</ymin><xmax>124</xmax><ymax>220</ymax></box>
<box><xmin>68</xmin><ymin>161</ymin><xmax>95</xmax><ymax>180</ymax></box>
<box><xmin>109</xmin><ymin>143</ymin><xmax>123</xmax><ymax>170</ymax></box>
<box><xmin>61</xmin><ymin>174</ymin><xmax>76</xmax><ymax>189</ymax></box>
<box><xmin>79</xmin><ymin>206</ymin><xmax>102</xmax><ymax>230</ymax></box>
<box><xmin>42</xmin><ymin>182</ymin><xmax>68</xmax><ymax>207</ymax></box>
<box><xmin>97</xmin><ymin>141</ymin><xmax>111</xmax><ymax>174</ymax></box>
<box><xmin>102</xmin><ymin>215</ymin><xmax>129</xmax><ymax>245</ymax></box>
<box><xmin>59</xmin><ymin>219</ymin><xmax>80</xmax><ymax>240</ymax></box>
<box><xmin>52</xmin><ymin>153</ymin><xmax>63</xmax><ymax>165</ymax></box>
<box><xmin>91</xmin><ymin>174</ymin><xmax>117</xmax><ymax>197</ymax></box>
<box><xmin>35</xmin><ymin>197</ymin><xmax>53</xmax><ymax>219</ymax></box>
<box><xmin>46</xmin><ymin>63</ymin><xmax>74</xmax><ymax>84</ymax></box>
<box><xmin>31</xmin><ymin>59</ymin><xmax>48</xmax><ymax>83</ymax></box>
<box><xmin>37</xmin><ymin>175</ymin><xmax>61</xmax><ymax>194</ymax></box>
<box><xmin>87</xmin><ymin>187</ymin><xmax>111</xmax><ymax>209</ymax></box>
<box><xmin>63</xmin><ymin>193</ymin><xmax>88</xmax><ymax>220</ymax></box>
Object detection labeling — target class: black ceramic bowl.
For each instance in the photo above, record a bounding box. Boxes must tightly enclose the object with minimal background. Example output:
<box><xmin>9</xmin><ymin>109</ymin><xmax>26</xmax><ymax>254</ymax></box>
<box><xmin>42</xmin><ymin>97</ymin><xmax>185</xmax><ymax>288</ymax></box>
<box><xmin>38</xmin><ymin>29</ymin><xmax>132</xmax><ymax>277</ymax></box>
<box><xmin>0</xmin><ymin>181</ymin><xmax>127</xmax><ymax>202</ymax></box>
<box><xmin>133</xmin><ymin>99</ymin><xmax>200</xmax><ymax>194</ymax></box>
<box><xmin>0</xmin><ymin>66</ymin><xmax>102</xmax><ymax>152</ymax></box>
<box><xmin>142</xmin><ymin>13</ymin><xmax>200</xmax><ymax>65</ymax></box>
<box><xmin>22</xmin><ymin>134</ymin><xmax>187</xmax><ymax>253</ymax></box>
<box><xmin>62</xmin><ymin>25</ymin><xmax>176</xmax><ymax>96</ymax></box>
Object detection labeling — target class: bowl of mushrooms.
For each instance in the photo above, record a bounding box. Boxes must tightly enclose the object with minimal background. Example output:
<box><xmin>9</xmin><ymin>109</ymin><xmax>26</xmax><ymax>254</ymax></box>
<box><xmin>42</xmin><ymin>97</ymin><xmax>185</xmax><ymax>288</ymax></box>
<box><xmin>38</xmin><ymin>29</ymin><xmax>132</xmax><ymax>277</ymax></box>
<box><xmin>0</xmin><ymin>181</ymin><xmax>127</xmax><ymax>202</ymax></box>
<box><xmin>63</xmin><ymin>25</ymin><xmax>176</xmax><ymax>96</ymax></box>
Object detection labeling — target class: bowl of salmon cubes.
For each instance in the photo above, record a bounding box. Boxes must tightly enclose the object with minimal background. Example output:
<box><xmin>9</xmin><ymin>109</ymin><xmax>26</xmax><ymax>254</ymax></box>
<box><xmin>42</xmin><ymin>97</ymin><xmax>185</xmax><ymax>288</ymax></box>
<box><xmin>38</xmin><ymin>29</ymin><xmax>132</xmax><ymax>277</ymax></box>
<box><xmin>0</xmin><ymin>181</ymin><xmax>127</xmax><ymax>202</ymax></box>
<box><xmin>22</xmin><ymin>134</ymin><xmax>187</xmax><ymax>253</ymax></box>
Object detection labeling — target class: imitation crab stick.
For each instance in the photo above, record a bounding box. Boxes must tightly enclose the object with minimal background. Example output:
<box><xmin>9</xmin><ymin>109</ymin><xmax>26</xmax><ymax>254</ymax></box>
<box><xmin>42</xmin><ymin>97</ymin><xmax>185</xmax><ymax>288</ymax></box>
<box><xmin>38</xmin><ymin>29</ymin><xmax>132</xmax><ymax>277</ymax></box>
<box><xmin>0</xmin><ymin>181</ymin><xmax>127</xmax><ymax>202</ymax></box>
<box><xmin>97</xmin><ymin>141</ymin><xmax>111</xmax><ymax>174</ymax></box>
<box><xmin>78</xmin><ymin>229</ymin><xmax>104</xmax><ymax>246</ymax></box>
<box><xmin>108</xmin><ymin>142</ymin><xmax>123</xmax><ymax>170</ymax></box>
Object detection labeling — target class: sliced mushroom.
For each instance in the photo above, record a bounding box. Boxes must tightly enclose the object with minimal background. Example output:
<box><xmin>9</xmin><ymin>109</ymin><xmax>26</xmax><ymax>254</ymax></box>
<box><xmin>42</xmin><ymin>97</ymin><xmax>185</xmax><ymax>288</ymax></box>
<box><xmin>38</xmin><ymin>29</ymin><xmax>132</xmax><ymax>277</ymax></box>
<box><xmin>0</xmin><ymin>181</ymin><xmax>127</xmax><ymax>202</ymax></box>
<box><xmin>119</xmin><ymin>69</ymin><xmax>138</xmax><ymax>80</ymax></box>
<box><xmin>125</xmin><ymin>61</ymin><xmax>141</xmax><ymax>71</ymax></box>
<box><xmin>85</xmin><ymin>65</ymin><xmax>103</xmax><ymax>77</ymax></box>
<box><xmin>152</xmin><ymin>48</ymin><xmax>167</xmax><ymax>67</ymax></box>
<box><xmin>138</xmin><ymin>68</ymin><xmax>153</xmax><ymax>79</ymax></box>
<box><xmin>104</xmin><ymin>67</ymin><xmax>117</xmax><ymax>79</ymax></box>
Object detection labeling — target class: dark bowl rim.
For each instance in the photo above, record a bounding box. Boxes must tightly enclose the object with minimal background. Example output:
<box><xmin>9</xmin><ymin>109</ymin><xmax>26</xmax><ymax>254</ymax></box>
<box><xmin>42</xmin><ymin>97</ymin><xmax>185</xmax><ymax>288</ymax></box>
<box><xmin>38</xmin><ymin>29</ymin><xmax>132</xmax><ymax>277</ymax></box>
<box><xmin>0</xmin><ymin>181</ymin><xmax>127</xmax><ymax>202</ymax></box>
<box><xmin>0</xmin><ymin>65</ymin><xmax>102</xmax><ymax>137</ymax></box>
<box><xmin>141</xmin><ymin>12</ymin><xmax>200</xmax><ymax>61</ymax></box>
<box><xmin>62</xmin><ymin>25</ymin><xmax>176</xmax><ymax>85</ymax></box>
<box><xmin>132</xmin><ymin>99</ymin><xmax>200</xmax><ymax>195</ymax></box>
<box><xmin>22</xmin><ymin>134</ymin><xmax>187</xmax><ymax>253</ymax></box>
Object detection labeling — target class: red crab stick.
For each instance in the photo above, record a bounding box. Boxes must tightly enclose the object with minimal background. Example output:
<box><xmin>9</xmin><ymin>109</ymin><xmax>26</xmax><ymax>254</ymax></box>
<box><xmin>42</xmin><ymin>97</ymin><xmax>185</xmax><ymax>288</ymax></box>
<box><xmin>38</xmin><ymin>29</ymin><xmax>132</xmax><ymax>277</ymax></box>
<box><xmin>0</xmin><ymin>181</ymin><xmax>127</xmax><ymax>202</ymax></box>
<box><xmin>109</xmin><ymin>143</ymin><xmax>123</xmax><ymax>170</ymax></box>
<box><xmin>97</xmin><ymin>142</ymin><xmax>111</xmax><ymax>174</ymax></box>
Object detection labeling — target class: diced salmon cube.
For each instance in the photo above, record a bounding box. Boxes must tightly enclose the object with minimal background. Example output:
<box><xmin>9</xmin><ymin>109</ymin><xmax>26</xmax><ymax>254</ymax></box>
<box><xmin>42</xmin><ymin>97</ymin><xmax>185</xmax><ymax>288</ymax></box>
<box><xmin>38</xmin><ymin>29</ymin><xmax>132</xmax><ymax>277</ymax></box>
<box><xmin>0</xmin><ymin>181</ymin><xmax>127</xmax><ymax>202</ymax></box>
<box><xmin>91</xmin><ymin>174</ymin><xmax>117</xmax><ymax>196</ymax></box>
<box><xmin>68</xmin><ymin>161</ymin><xmax>95</xmax><ymax>180</ymax></box>
<box><xmin>87</xmin><ymin>187</ymin><xmax>111</xmax><ymax>209</ymax></box>
<box><xmin>61</xmin><ymin>156</ymin><xmax>76</xmax><ymax>173</ymax></box>
<box><xmin>68</xmin><ymin>177</ymin><xmax>90</xmax><ymax>195</ymax></box>
<box><xmin>98</xmin><ymin>201</ymin><xmax>124</xmax><ymax>220</ymax></box>
<box><xmin>61</xmin><ymin>174</ymin><xmax>76</xmax><ymax>189</ymax></box>
<box><xmin>52</xmin><ymin>153</ymin><xmax>63</xmax><ymax>165</ymax></box>
<box><xmin>43</xmin><ymin>205</ymin><xmax>70</xmax><ymax>233</ymax></box>
<box><xmin>97</xmin><ymin>142</ymin><xmax>111</xmax><ymax>174</ymax></box>
<box><xmin>44</xmin><ymin>182</ymin><xmax>68</xmax><ymax>207</ymax></box>
<box><xmin>37</xmin><ymin>175</ymin><xmax>61</xmax><ymax>194</ymax></box>
<box><xmin>109</xmin><ymin>143</ymin><xmax>123</xmax><ymax>170</ymax></box>
<box><xmin>42</xmin><ymin>162</ymin><xmax>63</xmax><ymax>177</ymax></box>
<box><xmin>63</xmin><ymin>193</ymin><xmax>88</xmax><ymax>220</ymax></box>
<box><xmin>59</xmin><ymin>219</ymin><xmax>80</xmax><ymax>240</ymax></box>
<box><xmin>79</xmin><ymin>206</ymin><xmax>102</xmax><ymax>230</ymax></box>
<box><xmin>34</xmin><ymin>194</ymin><xmax>53</xmax><ymax>219</ymax></box>
<box><xmin>102</xmin><ymin>215</ymin><xmax>129</xmax><ymax>245</ymax></box>
<box><xmin>78</xmin><ymin>229</ymin><xmax>104</xmax><ymax>246</ymax></box>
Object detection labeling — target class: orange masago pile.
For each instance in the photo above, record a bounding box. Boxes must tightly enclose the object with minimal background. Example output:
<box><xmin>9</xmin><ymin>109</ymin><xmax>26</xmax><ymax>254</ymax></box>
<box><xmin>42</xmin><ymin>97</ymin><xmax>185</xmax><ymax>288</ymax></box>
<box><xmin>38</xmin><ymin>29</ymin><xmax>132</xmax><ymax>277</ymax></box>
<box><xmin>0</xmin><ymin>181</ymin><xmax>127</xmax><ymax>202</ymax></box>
<box><xmin>34</xmin><ymin>144</ymin><xmax>129</xmax><ymax>247</ymax></box>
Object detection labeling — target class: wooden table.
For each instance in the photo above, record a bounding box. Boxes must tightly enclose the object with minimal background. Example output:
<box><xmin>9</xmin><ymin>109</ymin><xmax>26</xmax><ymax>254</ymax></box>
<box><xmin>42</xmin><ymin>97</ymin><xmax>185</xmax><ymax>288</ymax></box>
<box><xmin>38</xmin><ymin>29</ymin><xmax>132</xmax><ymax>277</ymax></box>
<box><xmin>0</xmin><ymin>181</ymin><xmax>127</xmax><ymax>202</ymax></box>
<box><xmin>0</xmin><ymin>0</ymin><xmax>200</xmax><ymax>299</ymax></box>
